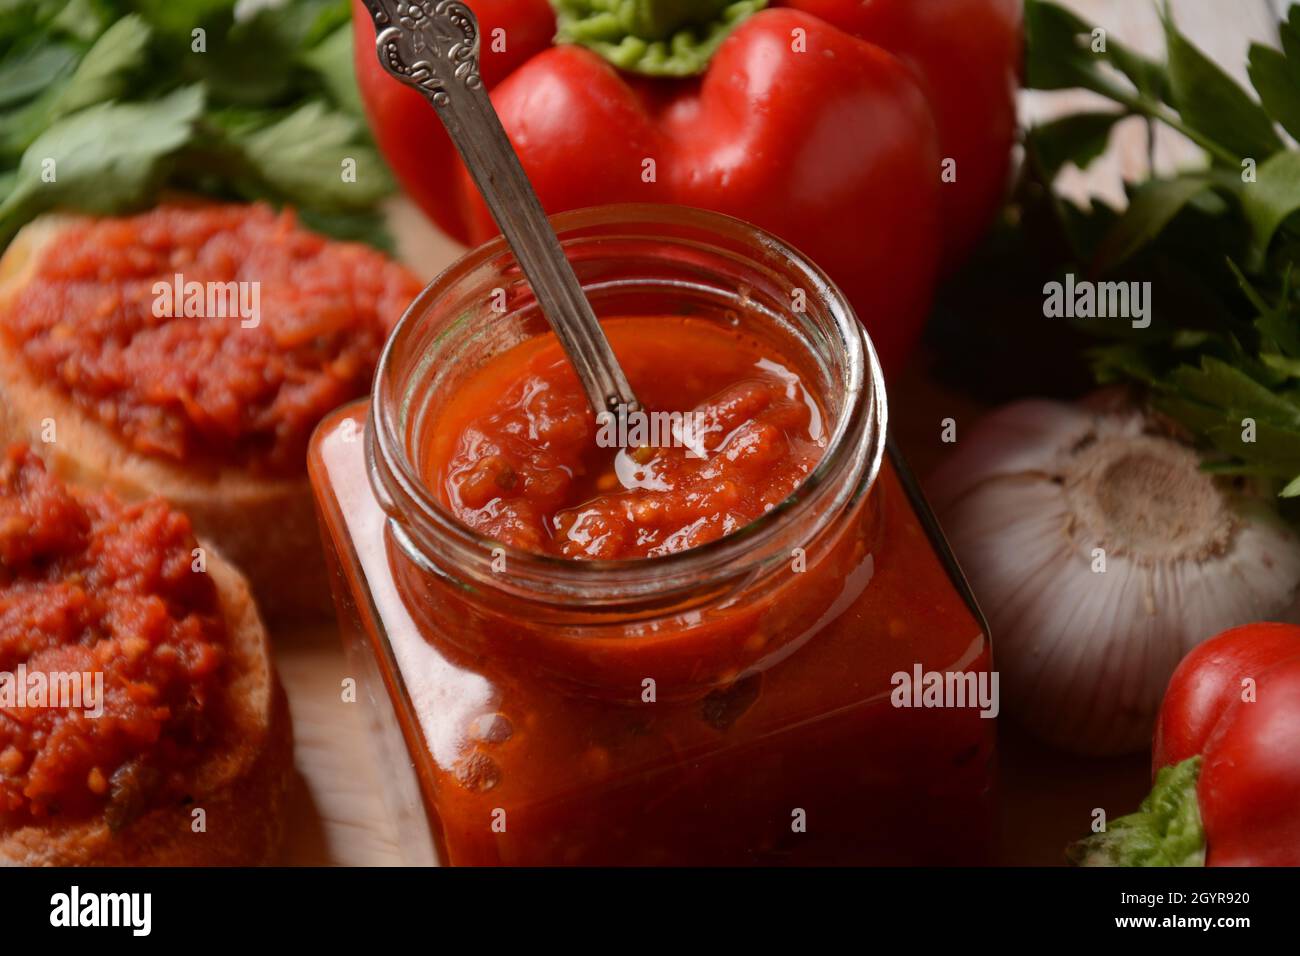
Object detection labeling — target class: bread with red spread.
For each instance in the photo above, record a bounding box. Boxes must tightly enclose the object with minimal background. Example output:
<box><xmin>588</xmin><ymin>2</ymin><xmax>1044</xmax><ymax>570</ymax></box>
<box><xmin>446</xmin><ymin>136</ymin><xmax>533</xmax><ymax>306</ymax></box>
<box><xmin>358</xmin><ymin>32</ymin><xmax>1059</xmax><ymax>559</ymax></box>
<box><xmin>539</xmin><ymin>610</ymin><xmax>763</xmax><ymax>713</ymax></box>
<box><xmin>0</xmin><ymin>447</ymin><xmax>291</xmax><ymax>866</ymax></box>
<box><xmin>0</xmin><ymin>205</ymin><xmax>423</xmax><ymax>619</ymax></box>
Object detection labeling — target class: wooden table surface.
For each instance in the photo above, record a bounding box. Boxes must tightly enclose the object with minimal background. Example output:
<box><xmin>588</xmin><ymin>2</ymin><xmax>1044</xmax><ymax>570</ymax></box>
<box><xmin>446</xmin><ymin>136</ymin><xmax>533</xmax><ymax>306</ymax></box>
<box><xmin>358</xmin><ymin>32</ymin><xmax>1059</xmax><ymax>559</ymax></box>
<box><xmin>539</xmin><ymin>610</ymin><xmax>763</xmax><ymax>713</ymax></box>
<box><xmin>275</xmin><ymin>0</ymin><xmax>1278</xmax><ymax>866</ymax></box>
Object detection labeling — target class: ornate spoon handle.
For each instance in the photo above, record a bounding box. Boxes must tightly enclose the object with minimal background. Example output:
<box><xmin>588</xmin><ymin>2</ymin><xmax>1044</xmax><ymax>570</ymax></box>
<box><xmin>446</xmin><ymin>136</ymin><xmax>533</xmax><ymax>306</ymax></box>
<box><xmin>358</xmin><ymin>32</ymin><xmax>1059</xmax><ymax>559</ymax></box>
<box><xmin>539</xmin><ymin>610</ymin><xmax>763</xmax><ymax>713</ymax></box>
<box><xmin>360</xmin><ymin>0</ymin><xmax>640</xmax><ymax>416</ymax></box>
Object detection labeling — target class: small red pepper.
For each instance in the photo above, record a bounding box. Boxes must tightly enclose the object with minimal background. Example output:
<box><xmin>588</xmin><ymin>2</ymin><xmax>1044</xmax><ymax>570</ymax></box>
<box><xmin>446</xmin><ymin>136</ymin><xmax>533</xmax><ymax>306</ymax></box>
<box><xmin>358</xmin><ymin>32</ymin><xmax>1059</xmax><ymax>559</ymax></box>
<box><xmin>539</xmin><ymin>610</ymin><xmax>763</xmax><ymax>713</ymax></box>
<box><xmin>352</xmin><ymin>0</ymin><xmax>1021</xmax><ymax>374</ymax></box>
<box><xmin>1073</xmin><ymin>623</ymin><xmax>1300</xmax><ymax>867</ymax></box>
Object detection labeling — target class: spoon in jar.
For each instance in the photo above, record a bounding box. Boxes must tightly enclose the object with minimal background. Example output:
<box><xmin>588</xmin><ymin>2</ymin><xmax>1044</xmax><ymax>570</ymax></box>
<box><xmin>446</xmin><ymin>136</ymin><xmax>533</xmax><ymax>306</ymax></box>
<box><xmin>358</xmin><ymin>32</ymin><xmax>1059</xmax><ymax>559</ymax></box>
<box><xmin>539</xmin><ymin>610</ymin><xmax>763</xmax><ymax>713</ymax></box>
<box><xmin>359</xmin><ymin>0</ymin><xmax>640</xmax><ymax>419</ymax></box>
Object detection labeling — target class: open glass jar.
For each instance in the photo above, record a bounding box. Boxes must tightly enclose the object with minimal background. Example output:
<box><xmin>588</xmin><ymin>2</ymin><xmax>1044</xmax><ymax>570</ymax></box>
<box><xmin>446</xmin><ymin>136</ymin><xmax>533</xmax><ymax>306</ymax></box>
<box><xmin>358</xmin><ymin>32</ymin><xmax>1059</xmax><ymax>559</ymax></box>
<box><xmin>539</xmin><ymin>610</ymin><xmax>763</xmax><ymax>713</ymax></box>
<box><xmin>309</xmin><ymin>205</ymin><xmax>994</xmax><ymax>865</ymax></box>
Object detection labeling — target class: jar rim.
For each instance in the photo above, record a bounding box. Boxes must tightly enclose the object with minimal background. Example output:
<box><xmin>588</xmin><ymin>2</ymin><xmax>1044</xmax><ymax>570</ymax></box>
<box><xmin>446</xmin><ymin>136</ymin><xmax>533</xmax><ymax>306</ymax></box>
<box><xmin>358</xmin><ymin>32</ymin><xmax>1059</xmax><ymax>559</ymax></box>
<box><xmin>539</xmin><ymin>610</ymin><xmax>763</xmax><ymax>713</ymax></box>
<box><xmin>367</xmin><ymin>203</ymin><xmax>888</xmax><ymax>607</ymax></box>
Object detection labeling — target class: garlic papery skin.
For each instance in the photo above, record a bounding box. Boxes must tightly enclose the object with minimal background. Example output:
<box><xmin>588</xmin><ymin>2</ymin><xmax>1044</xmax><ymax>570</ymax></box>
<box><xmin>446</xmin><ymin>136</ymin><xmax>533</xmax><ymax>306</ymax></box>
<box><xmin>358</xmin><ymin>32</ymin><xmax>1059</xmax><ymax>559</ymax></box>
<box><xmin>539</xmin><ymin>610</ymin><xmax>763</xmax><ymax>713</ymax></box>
<box><xmin>928</xmin><ymin>400</ymin><xmax>1300</xmax><ymax>756</ymax></box>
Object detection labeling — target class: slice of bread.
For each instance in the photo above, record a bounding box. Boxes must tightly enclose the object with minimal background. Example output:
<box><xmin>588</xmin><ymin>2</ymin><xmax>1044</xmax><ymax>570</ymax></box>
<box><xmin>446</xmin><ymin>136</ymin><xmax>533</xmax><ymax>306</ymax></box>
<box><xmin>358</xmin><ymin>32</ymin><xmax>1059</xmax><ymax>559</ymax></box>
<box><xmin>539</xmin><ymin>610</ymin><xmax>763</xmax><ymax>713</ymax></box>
<box><xmin>0</xmin><ymin>546</ymin><xmax>293</xmax><ymax>867</ymax></box>
<box><xmin>0</xmin><ymin>216</ymin><xmax>329</xmax><ymax>620</ymax></box>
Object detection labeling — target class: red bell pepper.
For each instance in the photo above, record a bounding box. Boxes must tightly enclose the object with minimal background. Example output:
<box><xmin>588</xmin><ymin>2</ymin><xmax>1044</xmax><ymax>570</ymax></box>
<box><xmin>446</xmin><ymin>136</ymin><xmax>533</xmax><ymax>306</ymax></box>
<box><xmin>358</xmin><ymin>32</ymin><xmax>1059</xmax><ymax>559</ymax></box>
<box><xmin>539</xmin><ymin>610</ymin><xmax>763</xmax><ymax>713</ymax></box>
<box><xmin>1072</xmin><ymin>623</ymin><xmax>1300</xmax><ymax>867</ymax></box>
<box><xmin>786</xmin><ymin>0</ymin><xmax>1023</xmax><ymax>270</ymax></box>
<box><xmin>352</xmin><ymin>0</ymin><xmax>1021</xmax><ymax>375</ymax></box>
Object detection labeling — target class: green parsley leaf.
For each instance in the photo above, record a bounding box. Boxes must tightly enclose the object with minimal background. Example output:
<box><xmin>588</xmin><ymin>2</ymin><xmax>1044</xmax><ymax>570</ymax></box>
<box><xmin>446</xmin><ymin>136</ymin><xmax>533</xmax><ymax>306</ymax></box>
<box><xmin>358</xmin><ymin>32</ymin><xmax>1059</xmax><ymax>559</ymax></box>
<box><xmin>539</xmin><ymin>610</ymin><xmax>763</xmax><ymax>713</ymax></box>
<box><xmin>1163</xmin><ymin>9</ymin><xmax>1283</xmax><ymax>162</ymax></box>
<box><xmin>1029</xmin><ymin>111</ymin><xmax>1127</xmax><ymax>179</ymax></box>
<box><xmin>1091</xmin><ymin>176</ymin><xmax>1214</xmax><ymax>273</ymax></box>
<box><xmin>1239</xmin><ymin>150</ymin><xmax>1300</xmax><ymax>264</ymax></box>
<box><xmin>297</xmin><ymin>206</ymin><xmax>394</xmax><ymax>252</ymax></box>
<box><xmin>0</xmin><ymin>85</ymin><xmax>204</xmax><ymax>241</ymax></box>
<box><xmin>0</xmin><ymin>1</ymin><xmax>396</xmax><ymax>250</ymax></box>
<box><xmin>235</xmin><ymin>101</ymin><xmax>391</xmax><ymax>210</ymax></box>
<box><xmin>48</xmin><ymin>13</ymin><xmax>150</xmax><ymax>119</ymax></box>
<box><xmin>0</xmin><ymin>43</ymin><xmax>78</xmax><ymax>108</ymax></box>
<box><xmin>1024</xmin><ymin>0</ymin><xmax>1169</xmax><ymax>103</ymax></box>
<box><xmin>1247</xmin><ymin>43</ymin><xmax>1300</xmax><ymax>143</ymax></box>
<box><xmin>300</xmin><ymin>22</ymin><xmax>363</xmax><ymax>118</ymax></box>
<box><xmin>126</xmin><ymin>0</ymin><xmax>237</xmax><ymax>38</ymax></box>
<box><xmin>982</xmin><ymin>4</ymin><xmax>1300</xmax><ymax>500</ymax></box>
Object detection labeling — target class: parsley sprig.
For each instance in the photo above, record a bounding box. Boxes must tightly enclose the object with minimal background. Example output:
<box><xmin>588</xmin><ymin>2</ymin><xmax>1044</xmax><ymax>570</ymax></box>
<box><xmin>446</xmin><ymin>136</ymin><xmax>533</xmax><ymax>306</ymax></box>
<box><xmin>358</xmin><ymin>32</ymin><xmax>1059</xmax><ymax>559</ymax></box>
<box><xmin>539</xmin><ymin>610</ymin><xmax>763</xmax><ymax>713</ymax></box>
<box><xmin>1024</xmin><ymin>0</ymin><xmax>1300</xmax><ymax>494</ymax></box>
<box><xmin>0</xmin><ymin>0</ymin><xmax>394</xmax><ymax>248</ymax></box>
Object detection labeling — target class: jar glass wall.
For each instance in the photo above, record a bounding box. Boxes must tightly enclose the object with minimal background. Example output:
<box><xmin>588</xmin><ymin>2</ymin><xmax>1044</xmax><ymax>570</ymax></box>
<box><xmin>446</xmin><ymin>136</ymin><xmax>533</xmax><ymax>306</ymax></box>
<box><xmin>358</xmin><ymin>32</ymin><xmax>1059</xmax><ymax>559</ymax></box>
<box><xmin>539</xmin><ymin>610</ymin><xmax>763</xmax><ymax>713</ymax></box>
<box><xmin>309</xmin><ymin>205</ymin><xmax>994</xmax><ymax>865</ymax></box>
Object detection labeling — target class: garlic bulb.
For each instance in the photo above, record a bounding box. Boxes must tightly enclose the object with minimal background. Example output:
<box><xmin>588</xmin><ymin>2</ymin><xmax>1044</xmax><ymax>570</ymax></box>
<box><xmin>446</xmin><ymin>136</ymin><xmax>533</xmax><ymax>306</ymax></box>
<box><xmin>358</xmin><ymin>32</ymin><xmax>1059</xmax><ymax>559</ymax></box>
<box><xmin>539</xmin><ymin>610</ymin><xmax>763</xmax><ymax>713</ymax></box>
<box><xmin>928</xmin><ymin>399</ymin><xmax>1300</xmax><ymax>756</ymax></box>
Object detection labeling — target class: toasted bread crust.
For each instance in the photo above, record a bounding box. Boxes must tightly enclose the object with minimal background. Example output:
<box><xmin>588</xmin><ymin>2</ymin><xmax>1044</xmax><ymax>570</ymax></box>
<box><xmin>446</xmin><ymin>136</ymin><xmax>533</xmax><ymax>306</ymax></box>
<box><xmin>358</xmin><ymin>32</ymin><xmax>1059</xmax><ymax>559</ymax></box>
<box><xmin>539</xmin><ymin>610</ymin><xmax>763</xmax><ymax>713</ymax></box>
<box><xmin>0</xmin><ymin>216</ymin><xmax>329</xmax><ymax>620</ymax></box>
<box><xmin>0</xmin><ymin>549</ymin><xmax>292</xmax><ymax>867</ymax></box>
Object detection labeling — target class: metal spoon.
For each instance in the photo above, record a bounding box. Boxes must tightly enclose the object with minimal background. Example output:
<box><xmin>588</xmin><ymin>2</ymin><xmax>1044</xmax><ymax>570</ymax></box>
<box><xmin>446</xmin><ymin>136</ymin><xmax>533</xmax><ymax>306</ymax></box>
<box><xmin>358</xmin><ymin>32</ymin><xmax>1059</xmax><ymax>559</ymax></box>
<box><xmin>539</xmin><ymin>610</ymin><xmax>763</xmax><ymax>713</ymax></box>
<box><xmin>360</xmin><ymin>0</ymin><xmax>640</xmax><ymax>417</ymax></box>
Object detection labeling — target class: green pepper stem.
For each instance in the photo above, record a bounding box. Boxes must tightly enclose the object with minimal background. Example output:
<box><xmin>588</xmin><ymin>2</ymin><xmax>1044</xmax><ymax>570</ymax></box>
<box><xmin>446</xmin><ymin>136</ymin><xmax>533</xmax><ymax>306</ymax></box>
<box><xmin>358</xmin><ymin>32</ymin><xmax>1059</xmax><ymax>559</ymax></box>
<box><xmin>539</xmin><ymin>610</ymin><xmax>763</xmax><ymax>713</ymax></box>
<box><xmin>551</xmin><ymin>0</ymin><xmax>768</xmax><ymax>77</ymax></box>
<box><xmin>1067</xmin><ymin>756</ymin><xmax>1207</xmax><ymax>867</ymax></box>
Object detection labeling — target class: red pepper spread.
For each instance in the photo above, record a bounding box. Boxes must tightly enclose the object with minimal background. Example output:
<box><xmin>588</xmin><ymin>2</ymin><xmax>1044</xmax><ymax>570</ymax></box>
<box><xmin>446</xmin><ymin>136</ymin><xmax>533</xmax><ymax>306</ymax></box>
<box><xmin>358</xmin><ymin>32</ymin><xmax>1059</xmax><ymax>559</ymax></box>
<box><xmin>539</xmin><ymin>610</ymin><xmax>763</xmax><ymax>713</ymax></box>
<box><xmin>0</xmin><ymin>204</ymin><xmax>424</xmax><ymax>475</ymax></box>
<box><xmin>0</xmin><ymin>447</ymin><xmax>226</xmax><ymax>826</ymax></box>
<box><xmin>427</xmin><ymin>317</ymin><xmax>827</xmax><ymax>559</ymax></box>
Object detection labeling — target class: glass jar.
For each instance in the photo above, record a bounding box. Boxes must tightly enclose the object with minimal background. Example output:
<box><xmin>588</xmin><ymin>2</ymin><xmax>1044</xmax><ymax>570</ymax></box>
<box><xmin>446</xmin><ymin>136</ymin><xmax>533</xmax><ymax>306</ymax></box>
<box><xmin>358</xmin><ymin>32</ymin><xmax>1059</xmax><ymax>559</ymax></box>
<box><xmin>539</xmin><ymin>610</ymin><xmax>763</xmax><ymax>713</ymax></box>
<box><xmin>309</xmin><ymin>205</ymin><xmax>994</xmax><ymax>866</ymax></box>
